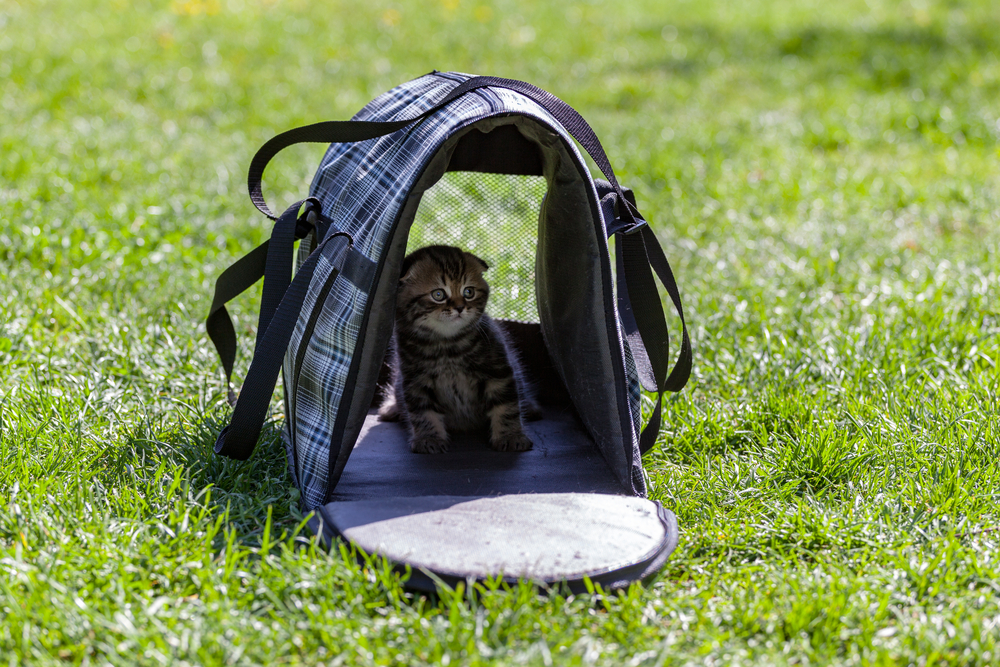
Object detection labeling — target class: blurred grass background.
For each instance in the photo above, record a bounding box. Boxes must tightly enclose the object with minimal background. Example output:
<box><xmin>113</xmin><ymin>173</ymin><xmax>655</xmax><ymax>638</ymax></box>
<box><xmin>2</xmin><ymin>0</ymin><xmax>1000</xmax><ymax>664</ymax></box>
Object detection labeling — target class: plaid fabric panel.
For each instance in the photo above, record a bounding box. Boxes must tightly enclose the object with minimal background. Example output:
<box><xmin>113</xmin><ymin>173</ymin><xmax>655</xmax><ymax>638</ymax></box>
<box><xmin>306</xmin><ymin>71</ymin><xmax>470</xmax><ymax>213</ymax></box>
<box><xmin>282</xmin><ymin>243</ymin><xmax>346</xmax><ymax>493</ymax></box>
<box><xmin>291</xmin><ymin>274</ymin><xmax>364</xmax><ymax>504</ymax></box>
<box><xmin>287</xmin><ymin>71</ymin><xmax>640</xmax><ymax>508</ymax></box>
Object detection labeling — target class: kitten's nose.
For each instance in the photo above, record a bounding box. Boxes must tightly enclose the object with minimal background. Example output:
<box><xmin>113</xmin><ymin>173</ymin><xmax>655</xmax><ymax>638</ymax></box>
<box><xmin>454</xmin><ymin>305</ymin><xmax>465</xmax><ymax>313</ymax></box>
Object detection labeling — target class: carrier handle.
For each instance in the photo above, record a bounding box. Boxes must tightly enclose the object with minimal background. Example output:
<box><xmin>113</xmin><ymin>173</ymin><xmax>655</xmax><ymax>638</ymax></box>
<box><xmin>210</xmin><ymin>210</ymin><xmax>355</xmax><ymax>461</ymax></box>
<box><xmin>247</xmin><ymin>75</ymin><xmax>642</xmax><ymax>230</ymax></box>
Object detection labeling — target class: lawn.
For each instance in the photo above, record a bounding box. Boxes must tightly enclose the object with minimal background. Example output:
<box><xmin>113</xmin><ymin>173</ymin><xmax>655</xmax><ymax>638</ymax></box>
<box><xmin>2</xmin><ymin>0</ymin><xmax>1000</xmax><ymax>664</ymax></box>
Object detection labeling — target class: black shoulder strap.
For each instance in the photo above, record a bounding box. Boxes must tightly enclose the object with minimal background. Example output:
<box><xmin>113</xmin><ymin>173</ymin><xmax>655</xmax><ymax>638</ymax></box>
<box><xmin>617</xmin><ymin>226</ymin><xmax>692</xmax><ymax>454</ymax></box>
<box><xmin>212</xmin><ymin>220</ymin><xmax>354</xmax><ymax>461</ymax></box>
<box><xmin>205</xmin><ymin>200</ymin><xmax>318</xmax><ymax>405</ymax></box>
<box><xmin>599</xmin><ymin>179</ymin><xmax>692</xmax><ymax>453</ymax></box>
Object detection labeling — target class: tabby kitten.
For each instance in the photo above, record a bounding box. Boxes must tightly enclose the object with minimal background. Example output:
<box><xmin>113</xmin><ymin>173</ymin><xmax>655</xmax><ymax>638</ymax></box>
<box><xmin>378</xmin><ymin>245</ymin><xmax>541</xmax><ymax>454</ymax></box>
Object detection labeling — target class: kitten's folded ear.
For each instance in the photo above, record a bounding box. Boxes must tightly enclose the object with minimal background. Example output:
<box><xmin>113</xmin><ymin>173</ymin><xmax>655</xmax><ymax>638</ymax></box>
<box><xmin>399</xmin><ymin>253</ymin><xmax>418</xmax><ymax>283</ymax></box>
<box><xmin>466</xmin><ymin>252</ymin><xmax>489</xmax><ymax>272</ymax></box>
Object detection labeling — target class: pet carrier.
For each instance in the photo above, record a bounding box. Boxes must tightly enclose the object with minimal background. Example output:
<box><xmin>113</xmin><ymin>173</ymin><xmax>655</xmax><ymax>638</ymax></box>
<box><xmin>206</xmin><ymin>72</ymin><xmax>691</xmax><ymax>591</ymax></box>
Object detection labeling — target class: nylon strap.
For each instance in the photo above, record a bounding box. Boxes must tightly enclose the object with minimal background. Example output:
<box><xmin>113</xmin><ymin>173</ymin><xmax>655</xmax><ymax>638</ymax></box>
<box><xmin>205</xmin><ymin>201</ymin><xmax>315</xmax><ymax>405</ymax></box>
<box><xmin>619</xmin><ymin>231</ymin><xmax>669</xmax><ymax>455</ymax></box>
<box><xmin>596</xmin><ymin>178</ymin><xmax>692</xmax><ymax>453</ymax></box>
<box><xmin>213</xmin><ymin>231</ymin><xmax>353</xmax><ymax>460</ymax></box>
<box><xmin>614</xmin><ymin>221</ymin><xmax>692</xmax><ymax>454</ymax></box>
<box><xmin>206</xmin><ymin>240</ymin><xmax>270</xmax><ymax>405</ymax></box>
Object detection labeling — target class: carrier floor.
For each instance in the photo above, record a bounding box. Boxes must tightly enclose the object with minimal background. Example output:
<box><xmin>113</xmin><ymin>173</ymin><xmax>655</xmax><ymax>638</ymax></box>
<box><xmin>329</xmin><ymin>406</ymin><xmax>627</xmax><ymax>501</ymax></box>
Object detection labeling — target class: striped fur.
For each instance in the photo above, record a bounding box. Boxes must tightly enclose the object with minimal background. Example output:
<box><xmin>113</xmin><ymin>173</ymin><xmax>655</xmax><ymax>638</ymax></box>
<box><xmin>378</xmin><ymin>245</ymin><xmax>541</xmax><ymax>454</ymax></box>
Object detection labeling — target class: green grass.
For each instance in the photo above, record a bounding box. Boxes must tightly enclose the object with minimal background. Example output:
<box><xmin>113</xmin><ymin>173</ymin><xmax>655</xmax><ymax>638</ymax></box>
<box><xmin>2</xmin><ymin>0</ymin><xmax>1000</xmax><ymax>663</ymax></box>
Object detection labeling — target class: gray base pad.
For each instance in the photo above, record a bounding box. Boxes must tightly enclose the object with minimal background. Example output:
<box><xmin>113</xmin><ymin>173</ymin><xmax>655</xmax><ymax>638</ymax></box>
<box><xmin>312</xmin><ymin>408</ymin><xmax>677</xmax><ymax>590</ymax></box>
<box><xmin>312</xmin><ymin>494</ymin><xmax>678</xmax><ymax>591</ymax></box>
<box><xmin>329</xmin><ymin>407</ymin><xmax>627</xmax><ymax>500</ymax></box>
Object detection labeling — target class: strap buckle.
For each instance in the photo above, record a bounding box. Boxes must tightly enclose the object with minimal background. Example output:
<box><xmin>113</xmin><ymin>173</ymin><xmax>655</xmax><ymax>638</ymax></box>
<box><xmin>597</xmin><ymin>181</ymin><xmax>646</xmax><ymax>237</ymax></box>
<box><xmin>295</xmin><ymin>197</ymin><xmax>322</xmax><ymax>239</ymax></box>
<box><xmin>616</xmin><ymin>217</ymin><xmax>648</xmax><ymax>236</ymax></box>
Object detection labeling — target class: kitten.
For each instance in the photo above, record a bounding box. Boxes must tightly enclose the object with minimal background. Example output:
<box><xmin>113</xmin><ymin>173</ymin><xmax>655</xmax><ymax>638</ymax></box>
<box><xmin>378</xmin><ymin>245</ymin><xmax>541</xmax><ymax>454</ymax></box>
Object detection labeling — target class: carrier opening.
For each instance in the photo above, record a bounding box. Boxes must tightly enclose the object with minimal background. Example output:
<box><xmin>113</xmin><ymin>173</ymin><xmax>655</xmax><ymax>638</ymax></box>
<box><xmin>369</xmin><ymin>163</ymin><xmax>575</xmax><ymax>410</ymax></box>
<box><xmin>333</xmin><ymin>114</ymin><xmax>636</xmax><ymax>500</ymax></box>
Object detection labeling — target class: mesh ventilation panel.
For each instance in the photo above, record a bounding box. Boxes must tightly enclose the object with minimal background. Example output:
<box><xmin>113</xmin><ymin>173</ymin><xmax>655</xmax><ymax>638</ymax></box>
<box><xmin>407</xmin><ymin>171</ymin><xmax>547</xmax><ymax>323</ymax></box>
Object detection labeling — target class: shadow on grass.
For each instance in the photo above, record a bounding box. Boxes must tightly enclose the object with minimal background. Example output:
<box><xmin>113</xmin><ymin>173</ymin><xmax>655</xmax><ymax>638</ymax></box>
<box><xmin>97</xmin><ymin>406</ymin><xmax>302</xmax><ymax>547</ymax></box>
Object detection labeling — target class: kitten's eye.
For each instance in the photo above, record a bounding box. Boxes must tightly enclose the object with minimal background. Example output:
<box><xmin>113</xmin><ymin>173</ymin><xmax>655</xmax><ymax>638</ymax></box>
<box><xmin>430</xmin><ymin>289</ymin><xmax>446</xmax><ymax>302</ymax></box>
<box><xmin>462</xmin><ymin>287</ymin><xmax>475</xmax><ymax>299</ymax></box>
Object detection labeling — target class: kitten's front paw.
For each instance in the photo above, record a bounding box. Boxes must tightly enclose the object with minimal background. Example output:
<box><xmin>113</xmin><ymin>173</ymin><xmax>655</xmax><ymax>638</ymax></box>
<box><xmin>491</xmin><ymin>432</ymin><xmax>534</xmax><ymax>452</ymax></box>
<box><xmin>411</xmin><ymin>436</ymin><xmax>449</xmax><ymax>454</ymax></box>
<box><xmin>378</xmin><ymin>400</ymin><xmax>401</xmax><ymax>422</ymax></box>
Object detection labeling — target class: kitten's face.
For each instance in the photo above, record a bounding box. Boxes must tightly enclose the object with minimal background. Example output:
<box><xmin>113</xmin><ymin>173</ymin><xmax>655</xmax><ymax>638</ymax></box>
<box><xmin>398</xmin><ymin>246</ymin><xmax>490</xmax><ymax>339</ymax></box>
